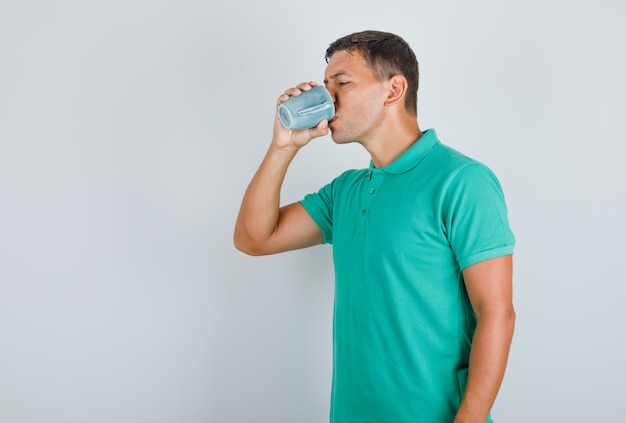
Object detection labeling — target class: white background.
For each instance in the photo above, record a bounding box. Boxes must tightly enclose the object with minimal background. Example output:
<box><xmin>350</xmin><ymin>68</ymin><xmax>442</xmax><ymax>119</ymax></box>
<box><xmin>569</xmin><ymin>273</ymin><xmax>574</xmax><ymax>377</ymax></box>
<box><xmin>1</xmin><ymin>0</ymin><xmax>624</xmax><ymax>422</ymax></box>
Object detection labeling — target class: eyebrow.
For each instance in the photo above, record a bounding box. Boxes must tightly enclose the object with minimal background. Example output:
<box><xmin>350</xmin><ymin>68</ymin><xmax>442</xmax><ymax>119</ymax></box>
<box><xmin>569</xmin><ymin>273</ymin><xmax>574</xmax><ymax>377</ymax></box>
<box><xmin>323</xmin><ymin>72</ymin><xmax>351</xmax><ymax>84</ymax></box>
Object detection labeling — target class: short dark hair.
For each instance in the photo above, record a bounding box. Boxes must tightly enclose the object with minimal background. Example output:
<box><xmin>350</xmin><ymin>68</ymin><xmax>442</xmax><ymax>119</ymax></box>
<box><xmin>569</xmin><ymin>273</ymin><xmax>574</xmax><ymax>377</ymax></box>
<box><xmin>325</xmin><ymin>30</ymin><xmax>419</xmax><ymax>116</ymax></box>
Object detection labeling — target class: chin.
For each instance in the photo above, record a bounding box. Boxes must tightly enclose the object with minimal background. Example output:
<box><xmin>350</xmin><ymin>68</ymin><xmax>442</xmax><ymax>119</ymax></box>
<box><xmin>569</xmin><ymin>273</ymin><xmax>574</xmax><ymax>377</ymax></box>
<box><xmin>331</xmin><ymin>135</ymin><xmax>357</xmax><ymax>145</ymax></box>
<box><xmin>329</xmin><ymin>130</ymin><xmax>343</xmax><ymax>143</ymax></box>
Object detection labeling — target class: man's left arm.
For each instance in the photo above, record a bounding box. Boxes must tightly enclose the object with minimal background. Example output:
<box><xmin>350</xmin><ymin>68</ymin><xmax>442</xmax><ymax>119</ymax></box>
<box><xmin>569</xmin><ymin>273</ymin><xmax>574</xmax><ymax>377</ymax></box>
<box><xmin>454</xmin><ymin>255</ymin><xmax>516</xmax><ymax>423</ymax></box>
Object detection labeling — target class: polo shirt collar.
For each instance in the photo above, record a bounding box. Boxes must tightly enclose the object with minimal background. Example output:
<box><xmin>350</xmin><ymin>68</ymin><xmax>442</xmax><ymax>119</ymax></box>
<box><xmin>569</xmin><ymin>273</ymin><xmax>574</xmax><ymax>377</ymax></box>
<box><xmin>368</xmin><ymin>128</ymin><xmax>439</xmax><ymax>175</ymax></box>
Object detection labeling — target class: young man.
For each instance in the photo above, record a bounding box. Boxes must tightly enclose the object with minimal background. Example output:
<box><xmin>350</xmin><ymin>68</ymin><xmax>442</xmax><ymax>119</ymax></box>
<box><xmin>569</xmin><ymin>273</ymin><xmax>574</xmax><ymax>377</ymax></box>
<box><xmin>234</xmin><ymin>30</ymin><xmax>516</xmax><ymax>423</ymax></box>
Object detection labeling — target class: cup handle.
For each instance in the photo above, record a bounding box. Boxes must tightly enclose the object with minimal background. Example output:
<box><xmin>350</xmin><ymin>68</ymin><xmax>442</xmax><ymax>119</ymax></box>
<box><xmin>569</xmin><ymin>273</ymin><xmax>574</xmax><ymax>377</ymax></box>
<box><xmin>297</xmin><ymin>102</ymin><xmax>333</xmax><ymax>117</ymax></box>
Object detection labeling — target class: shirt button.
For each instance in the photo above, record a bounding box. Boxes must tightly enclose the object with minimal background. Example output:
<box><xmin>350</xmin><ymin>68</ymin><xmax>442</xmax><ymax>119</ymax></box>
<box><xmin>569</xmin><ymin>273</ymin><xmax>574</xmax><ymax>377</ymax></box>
<box><xmin>361</xmin><ymin>209</ymin><xmax>367</xmax><ymax>215</ymax></box>
<box><xmin>369</xmin><ymin>188</ymin><xmax>376</xmax><ymax>195</ymax></box>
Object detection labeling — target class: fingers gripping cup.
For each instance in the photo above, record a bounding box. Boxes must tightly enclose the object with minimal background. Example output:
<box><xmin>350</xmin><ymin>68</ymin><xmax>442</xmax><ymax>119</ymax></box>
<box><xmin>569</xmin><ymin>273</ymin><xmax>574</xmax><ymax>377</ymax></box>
<box><xmin>278</xmin><ymin>86</ymin><xmax>335</xmax><ymax>130</ymax></box>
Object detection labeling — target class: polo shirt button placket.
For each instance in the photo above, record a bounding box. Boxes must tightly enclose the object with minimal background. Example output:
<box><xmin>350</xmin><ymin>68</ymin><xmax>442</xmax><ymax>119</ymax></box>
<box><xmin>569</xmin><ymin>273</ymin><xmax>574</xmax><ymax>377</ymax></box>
<box><xmin>362</xmin><ymin>178</ymin><xmax>379</xmax><ymax>218</ymax></box>
<box><xmin>361</xmin><ymin>170</ymin><xmax>382</xmax><ymax>226</ymax></box>
<box><xmin>363</xmin><ymin>187</ymin><xmax>376</xmax><ymax>215</ymax></box>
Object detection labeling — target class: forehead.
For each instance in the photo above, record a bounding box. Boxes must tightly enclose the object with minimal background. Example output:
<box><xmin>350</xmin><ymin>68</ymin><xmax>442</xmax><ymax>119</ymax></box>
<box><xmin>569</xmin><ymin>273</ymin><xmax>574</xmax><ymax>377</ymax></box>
<box><xmin>324</xmin><ymin>49</ymin><xmax>373</xmax><ymax>80</ymax></box>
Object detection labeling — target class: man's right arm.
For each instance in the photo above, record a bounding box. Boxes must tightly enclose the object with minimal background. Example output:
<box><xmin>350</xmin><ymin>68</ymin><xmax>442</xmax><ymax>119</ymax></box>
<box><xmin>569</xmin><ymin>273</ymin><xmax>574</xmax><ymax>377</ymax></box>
<box><xmin>233</xmin><ymin>82</ymin><xmax>329</xmax><ymax>256</ymax></box>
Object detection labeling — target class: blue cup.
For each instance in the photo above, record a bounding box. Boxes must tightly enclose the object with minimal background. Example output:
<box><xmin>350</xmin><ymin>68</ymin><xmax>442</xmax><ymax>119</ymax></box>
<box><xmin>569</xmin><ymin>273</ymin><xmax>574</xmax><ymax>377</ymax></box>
<box><xmin>278</xmin><ymin>85</ymin><xmax>335</xmax><ymax>130</ymax></box>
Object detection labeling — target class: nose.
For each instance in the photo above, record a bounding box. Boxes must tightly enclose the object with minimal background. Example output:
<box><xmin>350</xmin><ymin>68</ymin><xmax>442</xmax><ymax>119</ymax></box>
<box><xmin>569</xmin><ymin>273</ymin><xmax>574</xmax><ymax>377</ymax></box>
<box><xmin>327</xmin><ymin>87</ymin><xmax>337</xmax><ymax>105</ymax></box>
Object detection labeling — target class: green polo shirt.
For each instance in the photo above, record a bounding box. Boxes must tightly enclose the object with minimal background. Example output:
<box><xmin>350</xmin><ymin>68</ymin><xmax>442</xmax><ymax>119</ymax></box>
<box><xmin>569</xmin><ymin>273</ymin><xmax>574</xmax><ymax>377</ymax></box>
<box><xmin>300</xmin><ymin>129</ymin><xmax>515</xmax><ymax>423</ymax></box>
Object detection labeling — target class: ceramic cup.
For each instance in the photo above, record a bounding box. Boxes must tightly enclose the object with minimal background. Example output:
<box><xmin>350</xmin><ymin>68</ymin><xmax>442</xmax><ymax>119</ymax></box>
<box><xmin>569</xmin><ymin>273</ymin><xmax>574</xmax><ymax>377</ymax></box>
<box><xmin>278</xmin><ymin>85</ymin><xmax>335</xmax><ymax>130</ymax></box>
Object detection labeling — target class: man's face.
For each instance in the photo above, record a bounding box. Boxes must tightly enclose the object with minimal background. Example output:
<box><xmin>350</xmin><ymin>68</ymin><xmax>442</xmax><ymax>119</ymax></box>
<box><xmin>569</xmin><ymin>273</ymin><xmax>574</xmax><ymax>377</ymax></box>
<box><xmin>323</xmin><ymin>50</ymin><xmax>387</xmax><ymax>145</ymax></box>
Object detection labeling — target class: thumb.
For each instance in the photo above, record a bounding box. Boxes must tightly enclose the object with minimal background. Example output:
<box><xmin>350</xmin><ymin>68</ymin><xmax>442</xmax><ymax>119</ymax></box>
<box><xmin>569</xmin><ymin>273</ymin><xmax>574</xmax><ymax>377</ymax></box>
<box><xmin>308</xmin><ymin>119</ymin><xmax>330</xmax><ymax>139</ymax></box>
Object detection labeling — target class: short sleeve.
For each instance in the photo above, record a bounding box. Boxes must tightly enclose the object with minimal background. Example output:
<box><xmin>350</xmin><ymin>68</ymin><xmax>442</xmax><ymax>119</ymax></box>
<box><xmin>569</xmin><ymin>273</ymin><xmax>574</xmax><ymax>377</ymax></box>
<box><xmin>442</xmin><ymin>163</ymin><xmax>515</xmax><ymax>270</ymax></box>
<box><xmin>300</xmin><ymin>181</ymin><xmax>335</xmax><ymax>244</ymax></box>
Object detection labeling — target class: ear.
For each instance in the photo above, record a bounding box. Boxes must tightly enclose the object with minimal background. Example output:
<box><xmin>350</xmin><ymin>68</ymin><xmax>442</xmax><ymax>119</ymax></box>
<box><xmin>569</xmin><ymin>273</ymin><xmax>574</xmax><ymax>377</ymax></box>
<box><xmin>384</xmin><ymin>75</ymin><xmax>407</xmax><ymax>108</ymax></box>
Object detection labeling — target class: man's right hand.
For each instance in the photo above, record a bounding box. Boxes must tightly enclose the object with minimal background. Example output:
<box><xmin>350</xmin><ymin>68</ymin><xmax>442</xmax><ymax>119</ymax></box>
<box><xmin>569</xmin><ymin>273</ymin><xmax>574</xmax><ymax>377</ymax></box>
<box><xmin>272</xmin><ymin>81</ymin><xmax>330</xmax><ymax>151</ymax></box>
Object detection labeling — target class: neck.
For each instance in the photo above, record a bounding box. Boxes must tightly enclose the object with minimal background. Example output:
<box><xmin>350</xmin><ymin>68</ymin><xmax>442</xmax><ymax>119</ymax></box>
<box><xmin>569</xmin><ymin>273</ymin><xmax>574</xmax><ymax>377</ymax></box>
<box><xmin>365</xmin><ymin>116</ymin><xmax>422</xmax><ymax>168</ymax></box>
